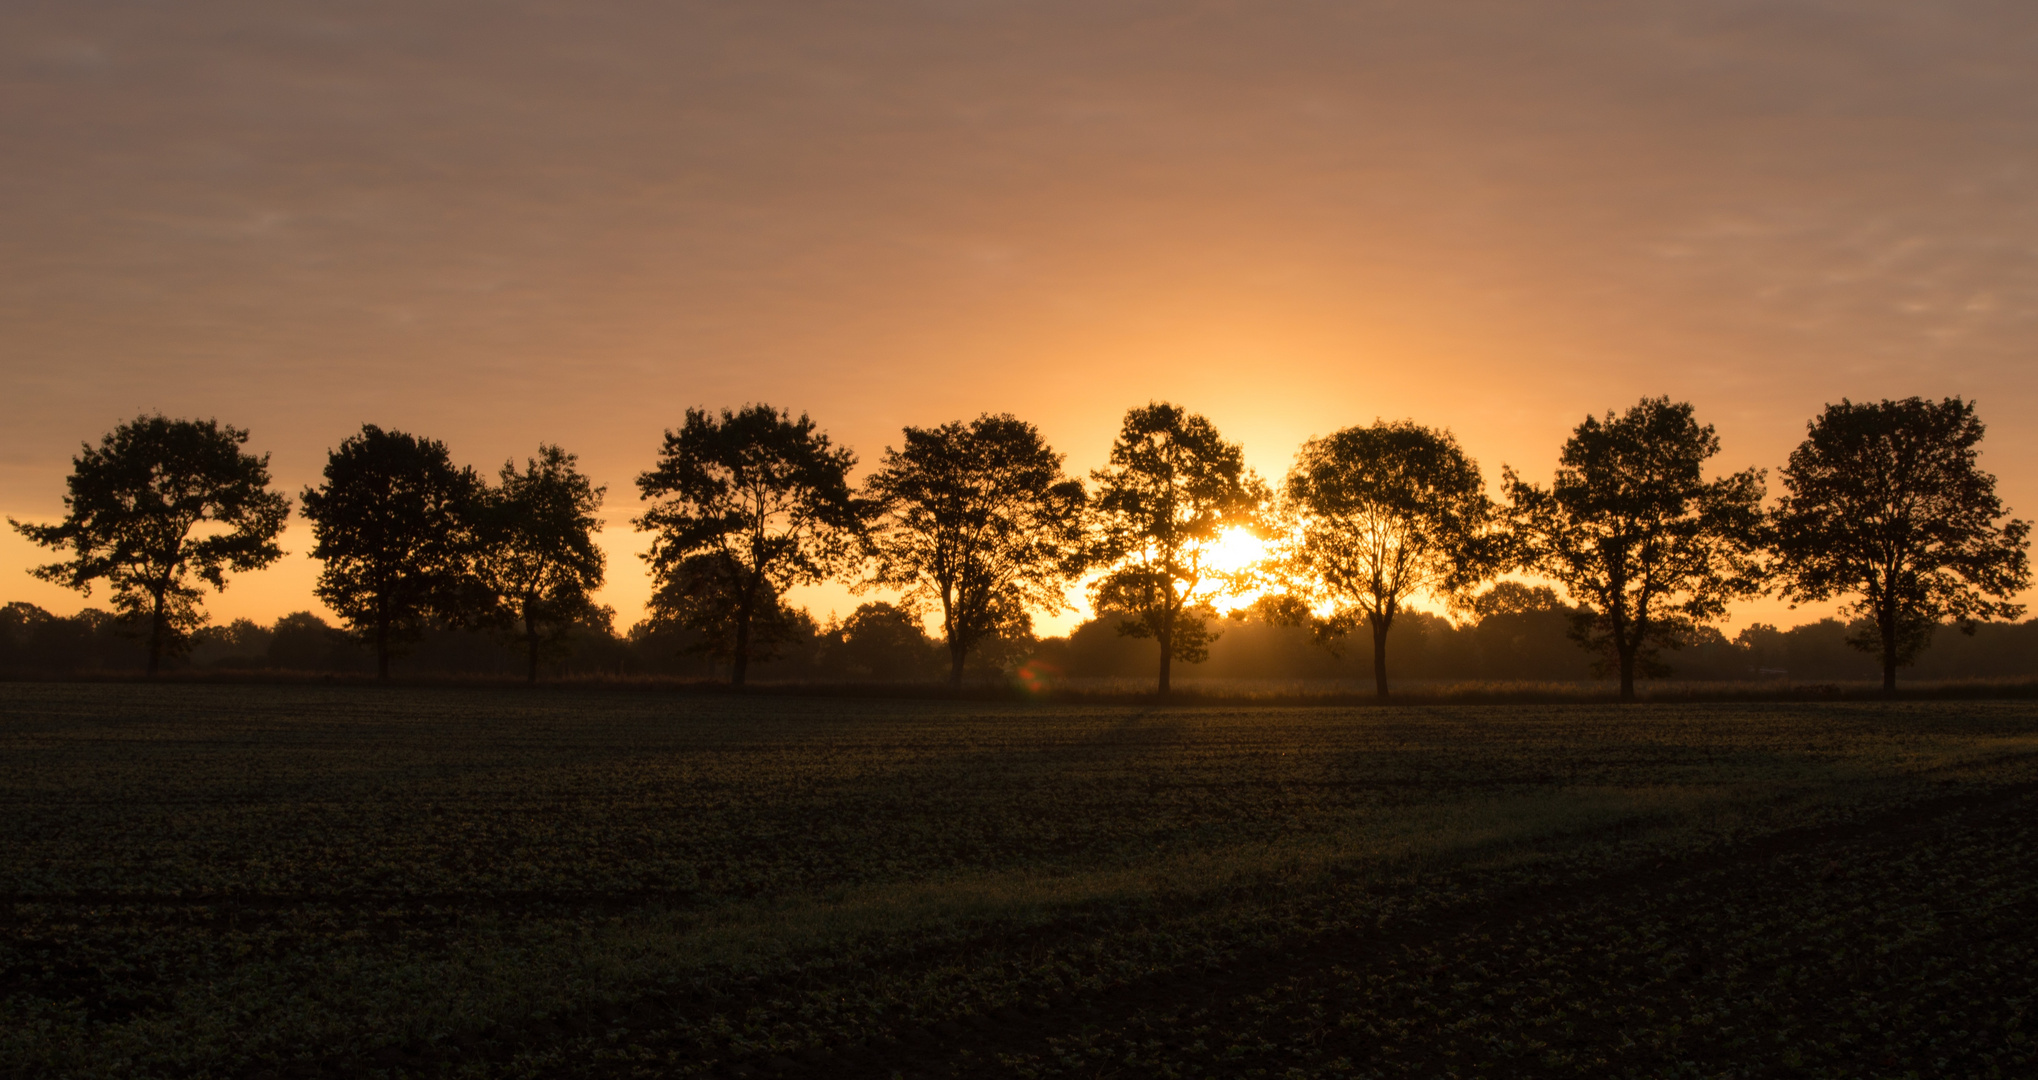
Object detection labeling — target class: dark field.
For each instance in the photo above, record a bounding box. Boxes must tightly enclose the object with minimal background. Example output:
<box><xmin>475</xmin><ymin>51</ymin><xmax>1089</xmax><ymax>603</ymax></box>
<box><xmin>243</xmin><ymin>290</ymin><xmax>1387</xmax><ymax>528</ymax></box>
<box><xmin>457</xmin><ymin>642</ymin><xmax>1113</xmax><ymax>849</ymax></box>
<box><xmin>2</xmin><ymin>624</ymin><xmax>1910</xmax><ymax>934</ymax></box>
<box><xmin>2</xmin><ymin>686</ymin><xmax>2035</xmax><ymax>1079</ymax></box>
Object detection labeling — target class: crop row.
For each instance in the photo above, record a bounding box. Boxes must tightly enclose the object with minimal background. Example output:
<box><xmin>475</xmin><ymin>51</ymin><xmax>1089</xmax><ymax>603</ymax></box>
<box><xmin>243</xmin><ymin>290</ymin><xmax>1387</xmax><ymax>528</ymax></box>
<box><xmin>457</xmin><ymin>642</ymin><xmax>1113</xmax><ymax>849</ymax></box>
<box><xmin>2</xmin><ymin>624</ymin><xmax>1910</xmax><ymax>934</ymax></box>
<box><xmin>3</xmin><ymin>683</ymin><xmax>2035</xmax><ymax>1077</ymax></box>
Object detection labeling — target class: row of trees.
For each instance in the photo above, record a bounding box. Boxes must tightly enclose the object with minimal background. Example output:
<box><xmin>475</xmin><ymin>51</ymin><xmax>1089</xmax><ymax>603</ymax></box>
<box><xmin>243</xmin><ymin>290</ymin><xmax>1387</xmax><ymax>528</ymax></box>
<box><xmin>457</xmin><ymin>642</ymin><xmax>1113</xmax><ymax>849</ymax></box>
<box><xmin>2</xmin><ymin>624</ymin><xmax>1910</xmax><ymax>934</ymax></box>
<box><xmin>11</xmin><ymin>396</ymin><xmax>2030</xmax><ymax>697</ymax></box>
<box><xmin>1264</xmin><ymin>397</ymin><xmax>2026</xmax><ymax>697</ymax></box>
<box><xmin>9</xmin><ymin>420</ymin><xmax>605</xmax><ymax>681</ymax></box>
<box><xmin>298</xmin><ymin>429</ymin><xmax>606</xmax><ymax>681</ymax></box>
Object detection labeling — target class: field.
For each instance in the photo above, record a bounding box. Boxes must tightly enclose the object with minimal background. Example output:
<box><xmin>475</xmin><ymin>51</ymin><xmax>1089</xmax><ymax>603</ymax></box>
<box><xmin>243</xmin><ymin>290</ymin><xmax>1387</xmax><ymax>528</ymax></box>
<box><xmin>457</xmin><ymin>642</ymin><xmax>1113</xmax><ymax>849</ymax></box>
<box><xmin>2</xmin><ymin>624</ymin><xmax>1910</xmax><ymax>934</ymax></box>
<box><xmin>2</xmin><ymin>685</ymin><xmax>2036</xmax><ymax>1079</ymax></box>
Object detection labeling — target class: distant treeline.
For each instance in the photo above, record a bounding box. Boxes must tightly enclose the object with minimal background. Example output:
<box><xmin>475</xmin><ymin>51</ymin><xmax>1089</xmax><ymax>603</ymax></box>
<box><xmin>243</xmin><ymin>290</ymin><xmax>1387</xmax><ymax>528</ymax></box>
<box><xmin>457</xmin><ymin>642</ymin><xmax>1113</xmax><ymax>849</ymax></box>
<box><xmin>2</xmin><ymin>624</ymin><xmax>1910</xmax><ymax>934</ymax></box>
<box><xmin>8</xmin><ymin>395</ymin><xmax>2030</xmax><ymax>697</ymax></box>
<box><xmin>8</xmin><ymin>594</ymin><xmax>2034</xmax><ymax>686</ymax></box>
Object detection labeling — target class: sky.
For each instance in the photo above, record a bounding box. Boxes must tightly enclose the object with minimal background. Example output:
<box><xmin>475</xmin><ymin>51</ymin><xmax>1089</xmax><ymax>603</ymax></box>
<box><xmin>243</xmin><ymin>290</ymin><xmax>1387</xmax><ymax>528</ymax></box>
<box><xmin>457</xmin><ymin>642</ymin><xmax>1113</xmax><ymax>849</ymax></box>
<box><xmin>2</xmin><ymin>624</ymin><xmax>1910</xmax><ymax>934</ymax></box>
<box><xmin>3</xmin><ymin>0</ymin><xmax>2034</xmax><ymax>638</ymax></box>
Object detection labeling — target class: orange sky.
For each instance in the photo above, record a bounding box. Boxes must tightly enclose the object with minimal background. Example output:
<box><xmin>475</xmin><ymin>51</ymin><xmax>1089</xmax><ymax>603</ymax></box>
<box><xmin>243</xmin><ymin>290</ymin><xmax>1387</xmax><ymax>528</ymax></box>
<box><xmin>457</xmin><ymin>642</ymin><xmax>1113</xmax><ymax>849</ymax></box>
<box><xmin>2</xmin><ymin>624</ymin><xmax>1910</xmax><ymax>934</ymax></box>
<box><xmin>4</xmin><ymin>1</ymin><xmax>2034</xmax><ymax>638</ymax></box>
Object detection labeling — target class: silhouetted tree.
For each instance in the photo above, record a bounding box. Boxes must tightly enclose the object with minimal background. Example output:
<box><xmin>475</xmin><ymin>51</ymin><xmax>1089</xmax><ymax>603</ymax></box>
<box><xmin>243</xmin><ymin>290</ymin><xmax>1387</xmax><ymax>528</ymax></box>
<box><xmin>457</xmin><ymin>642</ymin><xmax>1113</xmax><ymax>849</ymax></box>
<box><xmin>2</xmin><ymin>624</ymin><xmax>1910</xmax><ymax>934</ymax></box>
<box><xmin>864</xmin><ymin>414</ymin><xmax>1088</xmax><ymax>688</ymax></box>
<box><xmin>643</xmin><ymin>552</ymin><xmax>819</xmax><ymax>674</ymax></box>
<box><xmin>1772</xmin><ymin>397</ymin><xmax>2030</xmax><ymax>692</ymax></box>
<box><xmin>190</xmin><ymin>617</ymin><xmax>273</xmax><ymax>668</ymax></box>
<box><xmin>0</xmin><ymin>603</ymin><xmax>147</xmax><ymax>673</ymax></box>
<box><xmin>10</xmin><ymin>415</ymin><xmax>289</xmax><ymax>675</ymax></box>
<box><xmin>1089</xmin><ymin>403</ymin><xmax>1266</xmax><ymax>694</ymax></box>
<box><xmin>1464</xmin><ymin>582</ymin><xmax>1593</xmax><ymax>682</ymax></box>
<box><xmin>1470</xmin><ymin>581</ymin><xmax>1567</xmax><ymax>620</ymax></box>
<box><xmin>820</xmin><ymin>601</ymin><xmax>945</xmax><ymax>681</ymax></box>
<box><xmin>300</xmin><ymin>425</ymin><xmax>481</xmax><ymax>680</ymax></box>
<box><xmin>635</xmin><ymin>405</ymin><xmax>865</xmax><ymax>685</ymax></box>
<box><xmin>0</xmin><ymin>603</ymin><xmax>49</xmax><ymax>672</ymax></box>
<box><xmin>1277</xmin><ymin>420</ymin><xmax>1497</xmax><ymax>697</ymax></box>
<box><xmin>266</xmin><ymin>611</ymin><xmax>352</xmax><ymax>672</ymax></box>
<box><xmin>475</xmin><ymin>445</ymin><xmax>607</xmax><ymax>683</ymax></box>
<box><xmin>1504</xmin><ymin>397</ymin><xmax>1767</xmax><ymax>700</ymax></box>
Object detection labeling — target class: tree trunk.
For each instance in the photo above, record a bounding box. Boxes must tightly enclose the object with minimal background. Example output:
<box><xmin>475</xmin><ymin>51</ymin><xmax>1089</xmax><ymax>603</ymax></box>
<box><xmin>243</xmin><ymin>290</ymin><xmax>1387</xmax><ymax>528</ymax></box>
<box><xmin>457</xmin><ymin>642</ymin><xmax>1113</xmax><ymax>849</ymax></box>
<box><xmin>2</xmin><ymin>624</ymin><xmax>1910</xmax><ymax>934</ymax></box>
<box><xmin>1607</xmin><ymin>572</ymin><xmax>1635</xmax><ymax>701</ymax></box>
<box><xmin>375</xmin><ymin>613</ymin><xmax>390</xmax><ymax>682</ymax></box>
<box><xmin>146</xmin><ymin>590</ymin><xmax>167</xmax><ymax>677</ymax></box>
<box><xmin>1370</xmin><ymin>615</ymin><xmax>1390</xmax><ymax>699</ymax></box>
<box><xmin>1156</xmin><ymin>605</ymin><xmax>1173</xmax><ymax>696</ymax></box>
<box><xmin>732</xmin><ymin>600</ymin><xmax>752</xmax><ymax>687</ymax></box>
<box><xmin>943</xmin><ymin>587</ymin><xmax>964</xmax><ymax>691</ymax></box>
<box><xmin>525</xmin><ymin>610</ymin><xmax>540</xmax><ymax>685</ymax></box>
<box><xmin>1881</xmin><ymin>602</ymin><xmax>1899</xmax><ymax>695</ymax></box>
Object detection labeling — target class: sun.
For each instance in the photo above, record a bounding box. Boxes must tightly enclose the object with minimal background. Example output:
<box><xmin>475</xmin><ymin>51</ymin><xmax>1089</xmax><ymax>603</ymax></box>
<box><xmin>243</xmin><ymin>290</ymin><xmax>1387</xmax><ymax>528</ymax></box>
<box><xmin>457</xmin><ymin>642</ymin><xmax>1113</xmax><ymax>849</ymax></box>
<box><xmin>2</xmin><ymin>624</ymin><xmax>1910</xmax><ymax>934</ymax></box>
<box><xmin>1199</xmin><ymin>526</ymin><xmax>1273</xmax><ymax>611</ymax></box>
<box><xmin>1203</xmin><ymin>526</ymin><xmax>1269</xmax><ymax>576</ymax></box>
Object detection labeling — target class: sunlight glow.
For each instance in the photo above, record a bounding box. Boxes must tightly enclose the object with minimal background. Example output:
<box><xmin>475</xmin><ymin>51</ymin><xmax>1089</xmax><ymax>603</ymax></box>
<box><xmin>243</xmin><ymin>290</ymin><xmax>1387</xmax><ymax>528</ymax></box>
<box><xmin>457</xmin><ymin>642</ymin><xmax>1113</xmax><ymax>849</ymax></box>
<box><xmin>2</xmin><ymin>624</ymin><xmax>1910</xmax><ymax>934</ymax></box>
<box><xmin>1203</xmin><ymin>526</ymin><xmax>1269</xmax><ymax>577</ymax></box>
<box><xmin>1200</xmin><ymin>526</ymin><xmax>1272</xmax><ymax>612</ymax></box>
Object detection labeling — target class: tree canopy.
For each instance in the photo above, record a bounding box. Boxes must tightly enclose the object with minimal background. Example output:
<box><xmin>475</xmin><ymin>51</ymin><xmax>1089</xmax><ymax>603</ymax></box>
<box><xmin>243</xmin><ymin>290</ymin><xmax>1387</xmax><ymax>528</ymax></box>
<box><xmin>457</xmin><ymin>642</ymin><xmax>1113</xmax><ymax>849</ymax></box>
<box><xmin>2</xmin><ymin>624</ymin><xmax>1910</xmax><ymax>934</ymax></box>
<box><xmin>299</xmin><ymin>425</ymin><xmax>481</xmax><ymax>680</ymax></box>
<box><xmin>9</xmin><ymin>414</ymin><xmax>289</xmax><ymax>674</ymax></box>
<box><xmin>863</xmin><ymin>414</ymin><xmax>1087</xmax><ymax>687</ymax></box>
<box><xmin>1772</xmin><ymin>396</ymin><xmax>2030</xmax><ymax>692</ymax></box>
<box><xmin>1088</xmin><ymin>402</ymin><xmax>1266</xmax><ymax>694</ymax></box>
<box><xmin>474</xmin><ymin>445</ymin><xmax>607</xmax><ymax>683</ymax></box>
<box><xmin>820</xmin><ymin>601</ymin><xmax>944</xmax><ymax>681</ymax></box>
<box><xmin>1278</xmin><ymin>420</ymin><xmax>1497</xmax><ymax>697</ymax></box>
<box><xmin>635</xmin><ymin>404</ymin><xmax>865</xmax><ymax>685</ymax></box>
<box><xmin>1504</xmin><ymin>397</ymin><xmax>1767</xmax><ymax>700</ymax></box>
<box><xmin>10</xmin><ymin>394</ymin><xmax>2030</xmax><ymax>694</ymax></box>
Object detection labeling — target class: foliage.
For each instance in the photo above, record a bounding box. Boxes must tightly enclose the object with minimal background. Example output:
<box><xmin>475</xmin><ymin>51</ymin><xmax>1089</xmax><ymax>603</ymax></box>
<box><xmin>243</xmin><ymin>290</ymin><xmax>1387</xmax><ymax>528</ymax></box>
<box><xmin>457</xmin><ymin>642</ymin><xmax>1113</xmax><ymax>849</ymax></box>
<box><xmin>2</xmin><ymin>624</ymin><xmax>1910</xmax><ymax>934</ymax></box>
<box><xmin>1505</xmin><ymin>397</ymin><xmax>1768</xmax><ymax>699</ymax></box>
<box><xmin>1772</xmin><ymin>396</ymin><xmax>2031</xmax><ymax>691</ymax></box>
<box><xmin>0</xmin><ymin>602</ymin><xmax>147</xmax><ymax>673</ymax></box>
<box><xmin>1470</xmin><ymin>579</ymin><xmax>1567</xmax><ymax>618</ymax></box>
<box><xmin>299</xmin><ymin>425</ymin><xmax>482</xmax><ymax>679</ymax></box>
<box><xmin>1275</xmin><ymin>420</ymin><xmax>1499</xmax><ymax>696</ymax></box>
<box><xmin>635</xmin><ymin>405</ymin><xmax>865</xmax><ymax>684</ymax></box>
<box><xmin>474</xmin><ymin>445</ymin><xmax>608</xmax><ymax>683</ymax></box>
<box><xmin>1088</xmin><ymin>403</ymin><xmax>1267</xmax><ymax>693</ymax></box>
<box><xmin>864</xmin><ymin>414</ymin><xmax>1088</xmax><ymax>687</ymax></box>
<box><xmin>264</xmin><ymin>611</ymin><xmax>356</xmax><ymax>671</ymax></box>
<box><xmin>817</xmin><ymin>601</ymin><xmax>946</xmax><ymax>681</ymax></box>
<box><xmin>8</xmin><ymin>415</ymin><xmax>289</xmax><ymax>674</ymax></box>
<box><xmin>644</xmin><ymin>553</ymin><xmax>820</xmax><ymax>672</ymax></box>
<box><xmin>188</xmin><ymin>617</ymin><xmax>271</xmax><ymax>667</ymax></box>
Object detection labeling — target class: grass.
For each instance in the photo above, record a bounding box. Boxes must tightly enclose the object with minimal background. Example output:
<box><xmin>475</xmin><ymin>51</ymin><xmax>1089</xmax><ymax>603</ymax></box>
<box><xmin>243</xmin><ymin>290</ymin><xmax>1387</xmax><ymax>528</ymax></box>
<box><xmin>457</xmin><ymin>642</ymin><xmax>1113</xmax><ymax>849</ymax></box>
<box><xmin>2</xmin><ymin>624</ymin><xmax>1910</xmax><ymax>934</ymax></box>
<box><xmin>2</xmin><ymin>684</ymin><xmax>2035</xmax><ymax>1078</ymax></box>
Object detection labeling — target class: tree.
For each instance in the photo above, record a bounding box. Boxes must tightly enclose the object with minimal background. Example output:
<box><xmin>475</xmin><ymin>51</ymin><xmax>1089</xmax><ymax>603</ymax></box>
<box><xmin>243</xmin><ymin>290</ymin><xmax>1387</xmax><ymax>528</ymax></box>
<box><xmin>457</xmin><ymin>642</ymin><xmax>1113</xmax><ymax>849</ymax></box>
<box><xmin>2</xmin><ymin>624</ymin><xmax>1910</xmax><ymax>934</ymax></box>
<box><xmin>299</xmin><ymin>425</ymin><xmax>481</xmax><ymax>680</ymax></box>
<box><xmin>10</xmin><ymin>415</ymin><xmax>289</xmax><ymax>675</ymax></box>
<box><xmin>1504</xmin><ymin>397</ymin><xmax>1767</xmax><ymax>700</ymax></box>
<box><xmin>1278</xmin><ymin>420</ymin><xmax>1497</xmax><ymax>698</ymax></box>
<box><xmin>1470</xmin><ymin>581</ymin><xmax>1567</xmax><ymax>619</ymax></box>
<box><xmin>474</xmin><ymin>445</ymin><xmax>607</xmax><ymax>683</ymax></box>
<box><xmin>1464</xmin><ymin>582</ymin><xmax>1593</xmax><ymax>682</ymax></box>
<box><xmin>1089</xmin><ymin>402</ymin><xmax>1266</xmax><ymax>694</ymax></box>
<box><xmin>819</xmin><ymin>601</ymin><xmax>945</xmax><ymax>681</ymax></box>
<box><xmin>635</xmin><ymin>405</ymin><xmax>865</xmax><ymax>685</ymax></box>
<box><xmin>1772</xmin><ymin>397</ymin><xmax>2030</xmax><ymax>692</ymax></box>
<box><xmin>267</xmin><ymin>611</ymin><xmax>350</xmax><ymax>672</ymax></box>
<box><xmin>642</xmin><ymin>551</ymin><xmax>819</xmax><ymax>673</ymax></box>
<box><xmin>863</xmin><ymin>414</ymin><xmax>1088</xmax><ymax>688</ymax></box>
